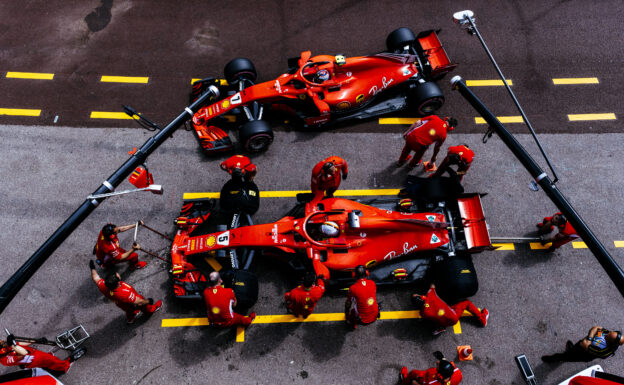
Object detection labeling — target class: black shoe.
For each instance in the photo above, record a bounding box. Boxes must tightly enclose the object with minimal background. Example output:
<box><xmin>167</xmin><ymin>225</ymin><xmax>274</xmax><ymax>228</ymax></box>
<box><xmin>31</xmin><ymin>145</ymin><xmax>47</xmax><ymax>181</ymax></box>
<box><xmin>566</xmin><ymin>340</ymin><xmax>574</xmax><ymax>350</ymax></box>
<box><xmin>541</xmin><ymin>355</ymin><xmax>557</xmax><ymax>363</ymax></box>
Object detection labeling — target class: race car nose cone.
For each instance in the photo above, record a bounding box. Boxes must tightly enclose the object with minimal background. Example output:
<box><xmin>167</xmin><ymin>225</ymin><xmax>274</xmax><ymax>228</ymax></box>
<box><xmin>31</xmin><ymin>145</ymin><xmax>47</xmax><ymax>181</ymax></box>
<box><xmin>453</xmin><ymin>10</ymin><xmax>474</xmax><ymax>25</ymax></box>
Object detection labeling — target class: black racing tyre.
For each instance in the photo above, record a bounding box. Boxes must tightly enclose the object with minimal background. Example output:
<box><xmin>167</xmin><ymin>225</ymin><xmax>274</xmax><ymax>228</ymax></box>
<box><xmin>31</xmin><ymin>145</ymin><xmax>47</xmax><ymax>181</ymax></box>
<box><xmin>230</xmin><ymin>269</ymin><xmax>259</xmax><ymax>314</ymax></box>
<box><xmin>239</xmin><ymin>120</ymin><xmax>274</xmax><ymax>153</ymax></box>
<box><xmin>224</xmin><ymin>57</ymin><xmax>257</xmax><ymax>84</ymax></box>
<box><xmin>432</xmin><ymin>254</ymin><xmax>478</xmax><ymax>303</ymax></box>
<box><xmin>410</xmin><ymin>82</ymin><xmax>445</xmax><ymax>115</ymax></box>
<box><xmin>386</xmin><ymin>27</ymin><xmax>416</xmax><ymax>51</ymax></box>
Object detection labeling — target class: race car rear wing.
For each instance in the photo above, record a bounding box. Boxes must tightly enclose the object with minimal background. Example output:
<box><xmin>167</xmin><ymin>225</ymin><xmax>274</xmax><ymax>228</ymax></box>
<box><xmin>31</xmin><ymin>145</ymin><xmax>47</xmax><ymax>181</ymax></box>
<box><xmin>457</xmin><ymin>193</ymin><xmax>493</xmax><ymax>252</ymax></box>
<box><xmin>415</xmin><ymin>30</ymin><xmax>457</xmax><ymax>77</ymax></box>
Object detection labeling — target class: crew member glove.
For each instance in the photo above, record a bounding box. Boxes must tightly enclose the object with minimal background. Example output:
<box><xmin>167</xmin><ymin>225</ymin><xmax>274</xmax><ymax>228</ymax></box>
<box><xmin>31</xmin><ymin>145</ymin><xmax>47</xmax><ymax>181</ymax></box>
<box><xmin>89</xmin><ymin>260</ymin><xmax>96</xmax><ymax>270</ymax></box>
<box><xmin>132</xmin><ymin>242</ymin><xmax>140</xmax><ymax>250</ymax></box>
<box><xmin>6</xmin><ymin>335</ymin><xmax>16</xmax><ymax>347</ymax></box>
<box><xmin>433</xmin><ymin>351</ymin><xmax>445</xmax><ymax>360</ymax></box>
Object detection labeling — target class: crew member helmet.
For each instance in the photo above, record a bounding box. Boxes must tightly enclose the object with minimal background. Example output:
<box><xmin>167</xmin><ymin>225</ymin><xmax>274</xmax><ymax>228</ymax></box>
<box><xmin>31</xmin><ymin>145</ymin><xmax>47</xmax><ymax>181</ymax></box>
<box><xmin>102</xmin><ymin>223</ymin><xmax>116</xmax><ymax>238</ymax></box>
<box><xmin>437</xmin><ymin>360</ymin><xmax>454</xmax><ymax>379</ymax></box>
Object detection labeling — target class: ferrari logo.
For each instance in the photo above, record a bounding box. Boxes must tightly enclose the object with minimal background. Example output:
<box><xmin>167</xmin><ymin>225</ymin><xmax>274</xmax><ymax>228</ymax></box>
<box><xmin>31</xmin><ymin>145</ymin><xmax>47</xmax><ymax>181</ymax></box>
<box><xmin>367</xmin><ymin>298</ymin><xmax>374</xmax><ymax>306</ymax></box>
<box><xmin>425</xmin><ymin>303</ymin><xmax>430</xmax><ymax>308</ymax></box>
<box><xmin>438</xmin><ymin>309</ymin><xmax>445</xmax><ymax>316</ymax></box>
<box><xmin>213</xmin><ymin>289</ymin><xmax>218</xmax><ymax>294</ymax></box>
<box><xmin>298</xmin><ymin>94</ymin><xmax>306</xmax><ymax>100</ymax></box>
<box><xmin>362</xmin><ymin>281</ymin><xmax>366</xmax><ymax>286</ymax></box>
<box><xmin>429</xmin><ymin>129</ymin><xmax>436</xmax><ymax>136</ymax></box>
<box><xmin>212</xmin><ymin>307</ymin><xmax>220</xmax><ymax>314</ymax></box>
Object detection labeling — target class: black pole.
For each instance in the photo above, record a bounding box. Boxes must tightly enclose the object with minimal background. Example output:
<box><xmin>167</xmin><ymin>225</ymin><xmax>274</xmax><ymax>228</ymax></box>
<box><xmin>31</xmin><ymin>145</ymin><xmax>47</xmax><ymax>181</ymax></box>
<box><xmin>0</xmin><ymin>87</ymin><xmax>219</xmax><ymax>314</ymax></box>
<box><xmin>451</xmin><ymin>76</ymin><xmax>624</xmax><ymax>298</ymax></box>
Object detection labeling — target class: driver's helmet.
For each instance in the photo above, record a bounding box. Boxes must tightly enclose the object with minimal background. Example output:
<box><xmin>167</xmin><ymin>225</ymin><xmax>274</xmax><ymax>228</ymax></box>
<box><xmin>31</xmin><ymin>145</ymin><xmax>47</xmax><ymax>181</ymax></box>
<box><xmin>314</xmin><ymin>69</ymin><xmax>330</xmax><ymax>83</ymax></box>
<box><xmin>320</xmin><ymin>221</ymin><xmax>340</xmax><ymax>237</ymax></box>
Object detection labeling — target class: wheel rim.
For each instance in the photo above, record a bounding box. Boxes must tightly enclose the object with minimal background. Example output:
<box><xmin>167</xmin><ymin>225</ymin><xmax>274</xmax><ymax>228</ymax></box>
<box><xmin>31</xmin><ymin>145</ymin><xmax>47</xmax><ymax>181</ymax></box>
<box><xmin>419</xmin><ymin>98</ymin><xmax>444</xmax><ymax>114</ymax></box>
<box><xmin>247</xmin><ymin>134</ymin><xmax>273</xmax><ymax>152</ymax></box>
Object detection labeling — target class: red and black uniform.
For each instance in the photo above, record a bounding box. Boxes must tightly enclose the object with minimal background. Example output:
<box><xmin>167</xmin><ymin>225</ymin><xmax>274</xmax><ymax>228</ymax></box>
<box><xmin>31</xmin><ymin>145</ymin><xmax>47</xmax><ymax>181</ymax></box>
<box><xmin>537</xmin><ymin>212</ymin><xmax>579</xmax><ymax>249</ymax></box>
<box><xmin>220</xmin><ymin>155</ymin><xmax>257</xmax><ymax>180</ymax></box>
<box><xmin>285</xmin><ymin>278</ymin><xmax>325</xmax><ymax>318</ymax></box>
<box><xmin>96</xmin><ymin>279</ymin><xmax>160</xmax><ymax>322</ymax></box>
<box><xmin>431</xmin><ymin>145</ymin><xmax>474</xmax><ymax>181</ymax></box>
<box><xmin>311</xmin><ymin>156</ymin><xmax>348</xmax><ymax>199</ymax></box>
<box><xmin>399</xmin><ymin>116</ymin><xmax>449</xmax><ymax>168</ymax></box>
<box><xmin>419</xmin><ymin>286</ymin><xmax>487</xmax><ymax>328</ymax></box>
<box><xmin>402</xmin><ymin>363</ymin><xmax>463</xmax><ymax>385</ymax></box>
<box><xmin>0</xmin><ymin>344</ymin><xmax>71</xmax><ymax>373</ymax></box>
<box><xmin>94</xmin><ymin>230</ymin><xmax>139</xmax><ymax>268</ymax></box>
<box><xmin>203</xmin><ymin>285</ymin><xmax>253</xmax><ymax>327</ymax></box>
<box><xmin>346</xmin><ymin>278</ymin><xmax>379</xmax><ymax>326</ymax></box>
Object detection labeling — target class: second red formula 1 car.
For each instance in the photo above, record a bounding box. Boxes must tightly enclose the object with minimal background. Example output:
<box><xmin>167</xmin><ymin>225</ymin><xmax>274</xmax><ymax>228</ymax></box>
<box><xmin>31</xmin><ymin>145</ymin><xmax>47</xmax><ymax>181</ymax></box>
<box><xmin>189</xmin><ymin>27</ymin><xmax>456</xmax><ymax>153</ymax></box>
<box><xmin>170</xmin><ymin>174</ymin><xmax>492</xmax><ymax>308</ymax></box>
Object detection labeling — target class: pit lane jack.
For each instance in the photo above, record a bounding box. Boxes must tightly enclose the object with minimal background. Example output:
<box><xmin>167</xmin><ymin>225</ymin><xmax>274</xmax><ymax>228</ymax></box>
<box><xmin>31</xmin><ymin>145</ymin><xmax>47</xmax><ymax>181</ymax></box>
<box><xmin>5</xmin><ymin>325</ymin><xmax>90</xmax><ymax>361</ymax></box>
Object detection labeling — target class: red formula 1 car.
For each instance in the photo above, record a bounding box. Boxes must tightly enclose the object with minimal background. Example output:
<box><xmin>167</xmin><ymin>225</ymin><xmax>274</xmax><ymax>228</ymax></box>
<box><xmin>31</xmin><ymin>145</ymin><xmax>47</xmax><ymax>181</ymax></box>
<box><xmin>170</xmin><ymin>175</ymin><xmax>492</xmax><ymax>308</ymax></box>
<box><xmin>189</xmin><ymin>27</ymin><xmax>456</xmax><ymax>153</ymax></box>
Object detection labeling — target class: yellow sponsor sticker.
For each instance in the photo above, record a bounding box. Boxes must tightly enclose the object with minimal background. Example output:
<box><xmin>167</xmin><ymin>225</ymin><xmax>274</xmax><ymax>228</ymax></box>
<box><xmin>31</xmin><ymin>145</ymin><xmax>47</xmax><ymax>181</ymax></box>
<box><xmin>206</xmin><ymin>236</ymin><xmax>216</xmax><ymax>247</ymax></box>
<box><xmin>222</xmin><ymin>100</ymin><xmax>230</xmax><ymax>108</ymax></box>
<box><xmin>356</xmin><ymin>94</ymin><xmax>364</xmax><ymax>103</ymax></box>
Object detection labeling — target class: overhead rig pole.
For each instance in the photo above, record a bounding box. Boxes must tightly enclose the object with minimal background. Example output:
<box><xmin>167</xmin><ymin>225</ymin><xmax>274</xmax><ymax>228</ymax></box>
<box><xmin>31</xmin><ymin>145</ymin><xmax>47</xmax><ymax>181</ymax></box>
<box><xmin>0</xmin><ymin>86</ymin><xmax>219</xmax><ymax>315</ymax></box>
<box><xmin>450</xmin><ymin>76</ymin><xmax>624</xmax><ymax>298</ymax></box>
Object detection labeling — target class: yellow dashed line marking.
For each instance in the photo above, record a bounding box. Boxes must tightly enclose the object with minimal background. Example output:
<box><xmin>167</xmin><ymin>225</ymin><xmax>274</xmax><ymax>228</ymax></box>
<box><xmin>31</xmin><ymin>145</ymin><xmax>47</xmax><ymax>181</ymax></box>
<box><xmin>530</xmin><ymin>242</ymin><xmax>551</xmax><ymax>250</ymax></box>
<box><xmin>568</xmin><ymin>113</ymin><xmax>616</xmax><ymax>121</ymax></box>
<box><xmin>572</xmin><ymin>242</ymin><xmax>588</xmax><ymax>249</ymax></box>
<box><xmin>90</xmin><ymin>111</ymin><xmax>136</xmax><ymax>119</ymax></box>
<box><xmin>379</xmin><ymin>117</ymin><xmax>419</xmax><ymax>125</ymax></box>
<box><xmin>100</xmin><ymin>75</ymin><xmax>149</xmax><ymax>84</ymax></box>
<box><xmin>552</xmin><ymin>77</ymin><xmax>599</xmax><ymax>85</ymax></box>
<box><xmin>0</xmin><ymin>108</ymin><xmax>41</xmax><ymax>117</ymax></box>
<box><xmin>6</xmin><ymin>72</ymin><xmax>54</xmax><ymax>80</ymax></box>
<box><xmin>492</xmin><ymin>243</ymin><xmax>515</xmax><ymax>251</ymax></box>
<box><xmin>614</xmin><ymin>241</ymin><xmax>624</xmax><ymax>248</ymax></box>
<box><xmin>183</xmin><ymin>189</ymin><xmax>401</xmax><ymax>200</ymax></box>
<box><xmin>236</xmin><ymin>327</ymin><xmax>245</xmax><ymax>342</ymax></box>
<box><xmin>465</xmin><ymin>79</ymin><xmax>513</xmax><ymax>86</ymax></box>
<box><xmin>453</xmin><ymin>321</ymin><xmax>462</xmax><ymax>334</ymax></box>
<box><xmin>475</xmin><ymin>116</ymin><xmax>524</xmax><ymax>124</ymax></box>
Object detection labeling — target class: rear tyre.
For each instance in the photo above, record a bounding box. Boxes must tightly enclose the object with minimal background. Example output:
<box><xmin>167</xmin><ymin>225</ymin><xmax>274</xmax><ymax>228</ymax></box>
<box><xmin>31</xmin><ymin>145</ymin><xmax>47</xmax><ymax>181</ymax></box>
<box><xmin>386</xmin><ymin>27</ymin><xmax>416</xmax><ymax>52</ymax></box>
<box><xmin>230</xmin><ymin>269</ymin><xmax>259</xmax><ymax>314</ymax></box>
<box><xmin>224</xmin><ymin>58</ymin><xmax>257</xmax><ymax>84</ymax></box>
<box><xmin>239</xmin><ymin>120</ymin><xmax>274</xmax><ymax>153</ymax></box>
<box><xmin>410</xmin><ymin>82</ymin><xmax>445</xmax><ymax>115</ymax></box>
<box><xmin>432</xmin><ymin>255</ymin><xmax>478</xmax><ymax>303</ymax></box>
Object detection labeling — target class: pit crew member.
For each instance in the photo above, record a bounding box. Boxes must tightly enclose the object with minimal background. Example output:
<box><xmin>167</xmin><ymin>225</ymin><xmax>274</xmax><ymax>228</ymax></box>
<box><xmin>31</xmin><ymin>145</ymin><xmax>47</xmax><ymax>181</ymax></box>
<box><xmin>203</xmin><ymin>272</ymin><xmax>256</xmax><ymax>328</ymax></box>
<box><xmin>90</xmin><ymin>260</ymin><xmax>162</xmax><ymax>324</ymax></box>
<box><xmin>412</xmin><ymin>284</ymin><xmax>489</xmax><ymax>335</ymax></box>
<box><xmin>0</xmin><ymin>336</ymin><xmax>72</xmax><ymax>373</ymax></box>
<box><xmin>220</xmin><ymin>155</ymin><xmax>257</xmax><ymax>182</ymax></box>
<box><xmin>537</xmin><ymin>212</ymin><xmax>579</xmax><ymax>251</ymax></box>
<box><xmin>542</xmin><ymin>326</ymin><xmax>624</xmax><ymax>363</ymax></box>
<box><xmin>285</xmin><ymin>272</ymin><xmax>326</xmax><ymax>318</ymax></box>
<box><xmin>311</xmin><ymin>156</ymin><xmax>348</xmax><ymax>199</ymax></box>
<box><xmin>397</xmin><ymin>115</ymin><xmax>456</xmax><ymax>171</ymax></box>
<box><xmin>94</xmin><ymin>222</ymin><xmax>146</xmax><ymax>269</ymax></box>
<box><xmin>345</xmin><ymin>265</ymin><xmax>379</xmax><ymax>329</ymax></box>
<box><xmin>430</xmin><ymin>144</ymin><xmax>474</xmax><ymax>182</ymax></box>
<box><xmin>400</xmin><ymin>351</ymin><xmax>463</xmax><ymax>385</ymax></box>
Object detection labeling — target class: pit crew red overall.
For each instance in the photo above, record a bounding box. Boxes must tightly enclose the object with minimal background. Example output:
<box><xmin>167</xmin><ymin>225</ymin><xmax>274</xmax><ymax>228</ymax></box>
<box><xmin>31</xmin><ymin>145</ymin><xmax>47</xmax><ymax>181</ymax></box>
<box><xmin>96</xmin><ymin>279</ymin><xmax>160</xmax><ymax>322</ymax></box>
<box><xmin>419</xmin><ymin>286</ymin><xmax>487</xmax><ymax>328</ymax></box>
<box><xmin>537</xmin><ymin>213</ymin><xmax>578</xmax><ymax>249</ymax></box>
<box><xmin>94</xmin><ymin>230</ymin><xmax>140</xmax><ymax>268</ymax></box>
<box><xmin>311</xmin><ymin>156</ymin><xmax>348</xmax><ymax>199</ymax></box>
<box><xmin>0</xmin><ymin>345</ymin><xmax>71</xmax><ymax>373</ymax></box>
<box><xmin>203</xmin><ymin>286</ymin><xmax>253</xmax><ymax>327</ymax></box>
<box><xmin>402</xmin><ymin>363</ymin><xmax>463</xmax><ymax>385</ymax></box>
<box><xmin>398</xmin><ymin>115</ymin><xmax>449</xmax><ymax>168</ymax></box>
<box><xmin>220</xmin><ymin>155</ymin><xmax>257</xmax><ymax>180</ymax></box>
<box><xmin>345</xmin><ymin>278</ymin><xmax>379</xmax><ymax>326</ymax></box>
<box><xmin>285</xmin><ymin>278</ymin><xmax>325</xmax><ymax>318</ymax></box>
<box><xmin>430</xmin><ymin>145</ymin><xmax>474</xmax><ymax>181</ymax></box>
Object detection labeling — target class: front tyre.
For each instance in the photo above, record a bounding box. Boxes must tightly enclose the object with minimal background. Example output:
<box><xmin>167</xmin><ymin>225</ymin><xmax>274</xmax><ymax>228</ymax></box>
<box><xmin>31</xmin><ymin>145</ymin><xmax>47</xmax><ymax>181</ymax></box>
<box><xmin>239</xmin><ymin>120</ymin><xmax>274</xmax><ymax>153</ymax></box>
<box><xmin>224</xmin><ymin>57</ymin><xmax>257</xmax><ymax>84</ymax></box>
<box><xmin>410</xmin><ymin>82</ymin><xmax>445</xmax><ymax>115</ymax></box>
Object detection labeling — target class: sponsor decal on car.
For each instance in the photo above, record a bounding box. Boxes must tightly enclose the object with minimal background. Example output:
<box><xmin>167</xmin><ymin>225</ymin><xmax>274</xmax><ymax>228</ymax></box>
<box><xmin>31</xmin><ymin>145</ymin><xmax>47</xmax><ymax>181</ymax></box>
<box><xmin>384</xmin><ymin>241</ymin><xmax>418</xmax><ymax>260</ymax></box>
<box><xmin>369</xmin><ymin>77</ymin><xmax>394</xmax><ymax>96</ymax></box>
<box><xmin>336</xmin><ymin>101</ymin><xmax>351</xmax><ymax>110</ymax></box>
<box><xmin>426</xmin><ymin>215</ymin><xmax>436</xmax><ymax>222</ymax></box>
<box><xmin>230</xmin><ymin>93</ymin><xmax>242</xmax><ymax>105</ymax></box>
<box><xmin>430</xmin><ymin>234</ymin><xmax>441</xmax><ymax>244</ymax></box>
<box><xmin>356</xmin><ymin>94</ymin><xmax>364</xmax><ymax>103</ymax></box>
<box><xmin>222</xmin><ymin>100</ymin><xmax>230</xmax><ymax>109</ymax></box>
<box><xmin>206</xmin><ymin>235</ymin><xmax>216</xmax><ymax>247</ymax></box>
<box><xmin>274</xmin><ymin>80</ymin><xmax>282</xmax><ymax>93</ymax></box>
